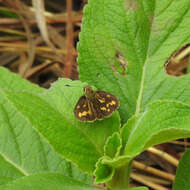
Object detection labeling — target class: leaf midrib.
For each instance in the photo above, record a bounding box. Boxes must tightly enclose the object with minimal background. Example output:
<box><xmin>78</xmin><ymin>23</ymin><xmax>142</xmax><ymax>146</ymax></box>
<box><xmin>0</xmin><ymin>152</ymin><xmax>29</xmax><ymax>176</ymax></box>
<box><xmin>135</xmin><ymin>1</ymin><xmax>190</xmax><ymax>115</ymax></box>
<box><xmin>135</xmin><ymin>3</ymin><xmax>155</xmax><ymax>115</ymax></box>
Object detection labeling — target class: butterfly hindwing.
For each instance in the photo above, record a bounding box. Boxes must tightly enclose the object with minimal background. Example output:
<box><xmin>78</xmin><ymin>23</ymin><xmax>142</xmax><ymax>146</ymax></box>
<box><xmin>74</xmin><ymin>96</ymin><xmax>96</xmax><ymax>122</ymax></box>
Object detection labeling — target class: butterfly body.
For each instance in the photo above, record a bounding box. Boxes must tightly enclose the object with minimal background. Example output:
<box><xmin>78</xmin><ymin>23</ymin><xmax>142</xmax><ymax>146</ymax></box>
<box><xmin>74</xmin><ymin>86</ymin><xmax>119</xmax><ymax>122</ymax></box>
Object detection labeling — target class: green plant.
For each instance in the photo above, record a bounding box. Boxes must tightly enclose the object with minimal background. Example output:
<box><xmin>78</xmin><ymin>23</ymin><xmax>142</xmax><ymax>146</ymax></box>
<box><xmin>0</xmin><ymin>0</ymin><xmax>190</xmax><ymax>189</ymax></box>
<box><xmin>173</xmin><ymin>148</ymin><xmax>190</xmax><ymax>190</ymax></box>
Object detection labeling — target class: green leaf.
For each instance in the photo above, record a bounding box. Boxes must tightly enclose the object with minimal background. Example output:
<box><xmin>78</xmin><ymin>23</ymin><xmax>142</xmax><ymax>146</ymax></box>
<box><xmin>124</xmin><ymin>101</ymin><xmax>190</xmax><ymax>158</ymax></box>
<box><xmin>78</xmin><ymin>0</ymin><xmax>190</xmax><ymax>123</ymax></box>
<box><xmin>0</xmin><ymin>155</ymin><xmax>23</xmax><ymax>185</ymax></box>
<box><xmin>0</xmin><ymin>173</ymin><xmax>100</xmax><ymax>190</ymax></box>
<box><xmin>94</xmin><ymin>158</ymin><xmax>115</xmax><ymax>184</ymax></box>
<box><xmin>104</xmin><ymin>132</ymin><xmax>122</xmax><ymax>158</ymax></box>
<box><xmin>121</xmin><ymin>114</ymin><xmax>141</xmax><ymax>153</ymax></box>
<box><xmin>0</xmin><ymin>67</ymin><xmax>43</xmax><ymax>93</ymax></box>
<box><xmin>0</xmin><ymin>67</ymin><xmax>91</xmax><ymax>184</ymax></box>
<box><xmin>126</xmin><ymin>187</ymin><xmax>149</xmax><ymax>190</ymax></box>
<box><xmin>102</xmin><ymin>155</ymin><xmax>131</xmax><ymax>168</ymax></box>
<box><xmin>173</xmin><ymin>148</ymin><xmax>190</xmax><ymax>190</ymax></box>
<box><xmin>4</xmin><ymin>79</ymin><xmax>120</xmax><ymax>174</ymax></box>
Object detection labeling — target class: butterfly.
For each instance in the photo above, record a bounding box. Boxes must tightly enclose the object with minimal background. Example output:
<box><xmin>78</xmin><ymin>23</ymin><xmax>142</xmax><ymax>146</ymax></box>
<box><xmin>74</xmin><ymin>85</ymin><xmax>119</xmax><ymax>122</ymax></box>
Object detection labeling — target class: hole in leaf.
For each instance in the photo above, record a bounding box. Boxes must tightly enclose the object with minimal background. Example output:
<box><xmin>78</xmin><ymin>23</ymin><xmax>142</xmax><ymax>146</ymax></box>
<box><xmin>165</xmin><ymin>43</ymin><xmax>190</xmax><ymax>76</ymax></box>
<box><xmin>125</xmin><ymin>0</ymin><xmax>139</xmax><ymax>12</ymax></box>
<box><xmin>64</xmin><ymin>84</ymin><xmax>71</xmax><ymax>87</ymax></box>
<box><xmin>111</xmin><ymin>51</ymin><xmax>128</xmax><ymax>76</ymax></box>
<box><xmin>96</xmin><ymin>73</ymin><xmax>101</xmax><ymax>78</ymax></box>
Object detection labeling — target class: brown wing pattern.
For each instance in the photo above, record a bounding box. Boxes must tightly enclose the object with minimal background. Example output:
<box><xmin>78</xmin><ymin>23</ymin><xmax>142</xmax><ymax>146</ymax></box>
<box><xmin>74</xmin><ymin>96</ymin><xmax>96</xmax><ymax>121</ymax></box>
<box><xmin>95</xmin><ymin>91</ymin><xmax>119</xmax><ymax>118</ymax></box>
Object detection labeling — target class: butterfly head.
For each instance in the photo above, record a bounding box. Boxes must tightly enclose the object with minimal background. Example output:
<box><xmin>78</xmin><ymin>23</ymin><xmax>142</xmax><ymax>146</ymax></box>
<box><xmin>84</xmin><ymin>85</ymin><xmax>95</xmax><ymax>100</ymax></box>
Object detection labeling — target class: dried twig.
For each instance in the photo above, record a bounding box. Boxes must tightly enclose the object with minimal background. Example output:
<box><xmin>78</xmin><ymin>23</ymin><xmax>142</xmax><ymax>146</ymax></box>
<box><xmin>64</xmin><ymin>0</ymin><xmax>74</xmax><ymax>78</ymax></box>
<box><xmin>147</xmin><ymin>147</ymin><xmax>179</xmax><ymax>167</ymax></box>
<box><xmin>133</xmin><ymin>161</ymin><xmax>175</xmax><ymax>182</ymax></box>
<box><xmin>131</xmin><ymin>173</ymin><xmax>171</xmax><ymax>190</ymax></box>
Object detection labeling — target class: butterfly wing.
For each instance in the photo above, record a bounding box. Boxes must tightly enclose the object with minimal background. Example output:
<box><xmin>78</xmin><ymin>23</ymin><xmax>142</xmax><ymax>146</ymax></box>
<box><xmin>94</xmin><ymin>91</ymin><xmax>119</xmax><ymax>119</ymax></box>
<box><xmin>74</xmin><ymin>96</ymin><xmax>96</xmax><ymax>122</ymax></box>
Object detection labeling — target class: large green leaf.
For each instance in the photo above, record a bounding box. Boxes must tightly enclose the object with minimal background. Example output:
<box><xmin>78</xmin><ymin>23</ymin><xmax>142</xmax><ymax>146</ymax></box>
<box><xmin>124</xmin><ymin>101</ymin><xmax>190</xmax><ymax>158</ymax></box>
<box><xmin>0</xmin><ymin>67</ymin><xmax>91</xmax><ymax>184</ymax></box>
<box><xmin>0</xmin><ymin>173</ymin><xmax>100</xmax><ymax>190</ymax></box>
<box><xmin>78</xmin><ymin>0</ymin><xmax>190</xmax><ymax>123</ymax></box>
<box><xmin>173</xmin><ymin>148</ymin><xmax>190</xmax><ymax>190</ymax></box>
<box><xmin>4</xmin><ymin>78</ymin><xmax>120</xmax><ymax>174</ymax></box>
<box><xmin>0</xmin><ymin>67</ymin><xmax>43</xmax><ymax>93</ymax></box>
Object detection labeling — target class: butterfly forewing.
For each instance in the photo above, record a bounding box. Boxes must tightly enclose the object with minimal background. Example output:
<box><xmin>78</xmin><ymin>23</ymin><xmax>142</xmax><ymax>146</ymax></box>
<box><xmin>95</xmin><ymin>91</ymin><xmax>119</xmax><ymax>118</ymax></box>
<box><xmin>74</xmin><ymin>96</ymin><xmax>96</xmax><ymax>121</ymax></box>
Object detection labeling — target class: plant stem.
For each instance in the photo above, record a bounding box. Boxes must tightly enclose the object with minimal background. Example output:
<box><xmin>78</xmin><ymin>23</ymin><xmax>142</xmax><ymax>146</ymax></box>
<box><xmin>106</xmin><ymin>161</ymin><xmax>132</xmax><ymax>190</ymax></box>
